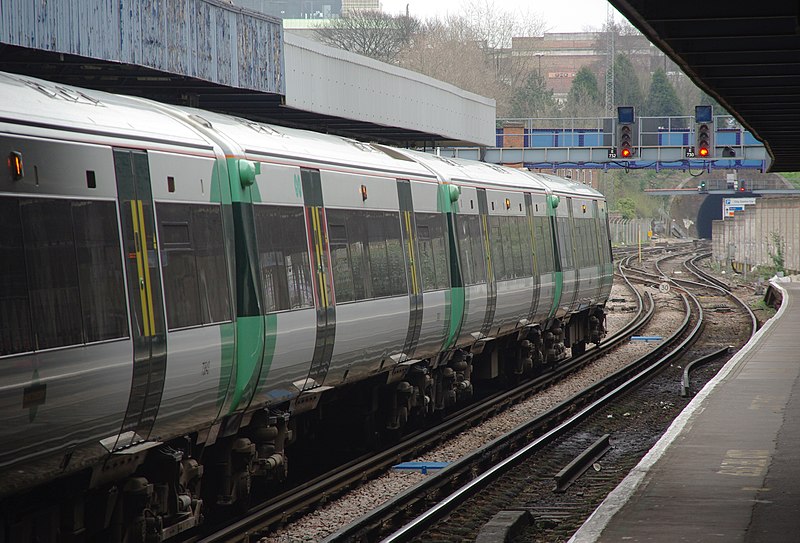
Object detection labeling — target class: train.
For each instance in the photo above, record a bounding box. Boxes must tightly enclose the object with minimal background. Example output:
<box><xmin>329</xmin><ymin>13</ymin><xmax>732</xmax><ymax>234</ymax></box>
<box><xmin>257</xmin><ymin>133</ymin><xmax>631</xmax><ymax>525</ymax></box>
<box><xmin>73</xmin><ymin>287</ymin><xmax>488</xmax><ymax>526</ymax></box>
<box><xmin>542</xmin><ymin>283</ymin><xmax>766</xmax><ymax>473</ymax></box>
<box><xmin>0</xmin><ymin>71</ymin><xmax>613</xmax><ymax>542</ymax></box>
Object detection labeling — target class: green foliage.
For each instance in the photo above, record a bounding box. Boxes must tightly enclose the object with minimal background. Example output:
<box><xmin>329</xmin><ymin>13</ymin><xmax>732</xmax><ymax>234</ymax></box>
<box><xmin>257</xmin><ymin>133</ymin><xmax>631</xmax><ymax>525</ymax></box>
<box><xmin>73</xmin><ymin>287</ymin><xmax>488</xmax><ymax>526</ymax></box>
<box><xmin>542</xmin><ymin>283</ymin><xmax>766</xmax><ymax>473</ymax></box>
<box><xmin>564</xmin><ymin>67</ymin><xmax>602</xmax><ymax>116</ymax></box>
<box><xmin>778</xmin><ymin>172</ymin><xmax>800</xmax><ymax>189</ymax></box>
<box><xmin>768</xmin><ymin>232</ymin><xmax>786</xmax><ymax>273</ymax></box>
<box><xmin>611</xmin><ymin>54</ymin><xmax>644</xmax><ymax>111</ymax></box>
<box><xmin>751</xmin><ymin>299</ymin><xmax>777</xmax><ymax>319</ymax></box>
<box><xmin>644</xmin><ymin>69</ymin><xmax>683</xmax><ymax>116</ymax></box>
<box><xmin>616</xmin><ymin>197</ymin><xmax>637</xmax><ymax>219</ymax></box>
<box><xmin>599</xmin><ymin>170</ymin><xmax>672</xmax><ymax>219</ymax></box>
<box><xmin>509</xmin><ymin>70</ymin><xmax>560</xmax><ymax>118</ymax></box>
<box><xmin>699</xmin><ymin>91</ymin><xmax>730</xmax><ymax>117</ymax></box>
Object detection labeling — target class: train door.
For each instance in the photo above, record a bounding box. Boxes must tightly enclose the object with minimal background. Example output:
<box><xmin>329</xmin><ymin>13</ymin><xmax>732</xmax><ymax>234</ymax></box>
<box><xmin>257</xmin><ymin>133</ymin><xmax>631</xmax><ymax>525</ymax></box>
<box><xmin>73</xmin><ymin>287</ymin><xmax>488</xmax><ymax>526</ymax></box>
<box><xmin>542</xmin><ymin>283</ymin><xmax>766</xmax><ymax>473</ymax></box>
<box><xmin>397</xmin><ymin>179</ymin><xmax>423</xmax><ymax>359</ymax></box>
<box><xmin>300</xmin><ymin>169</ymin><xmax>335</xmax><ymax>390</ymax></box>
<box><xmin>112</xmin><ymin>149</ymin><xmax>167</xmax><ymax>449</ymax></box>
<box><xmin>477</xmin><ymin>188</ymin><xmax>497</xmax><ymax>338</ymax></box>
<box><xmin>564</xmin><ymin>198</ymin><xmax>580</xmax><ymax>311</ymax></box>
<box><xmin>524</xmin><ymin>192</ymin><xmax>541</xmax><ymax>320</ymax></box>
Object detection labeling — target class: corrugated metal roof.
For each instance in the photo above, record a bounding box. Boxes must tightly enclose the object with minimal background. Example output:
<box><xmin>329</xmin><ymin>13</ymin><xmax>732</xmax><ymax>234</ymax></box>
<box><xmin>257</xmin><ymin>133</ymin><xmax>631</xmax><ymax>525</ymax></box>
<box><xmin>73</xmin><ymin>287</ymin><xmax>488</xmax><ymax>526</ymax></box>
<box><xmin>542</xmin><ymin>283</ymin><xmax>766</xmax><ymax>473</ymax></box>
<box><xmin>0</xmin><ymin>0</ymin><xmax>495</xmax><ymax>147</ymax></box>
<box><xmin>0</xmin><ymin>0</ymin><xmax>284</xmax><ymax>94</ymax></box>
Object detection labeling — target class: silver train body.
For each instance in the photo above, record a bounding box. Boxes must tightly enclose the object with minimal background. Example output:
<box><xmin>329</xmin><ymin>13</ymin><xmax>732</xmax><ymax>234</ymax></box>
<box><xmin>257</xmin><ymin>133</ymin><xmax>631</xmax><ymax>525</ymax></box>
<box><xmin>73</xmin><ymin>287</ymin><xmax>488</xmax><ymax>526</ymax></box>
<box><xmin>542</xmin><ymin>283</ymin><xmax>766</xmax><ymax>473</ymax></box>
<box><xmin>0</xmin><ymin>71</ymin><xmax>612</xmax><ymax>541</ymax></box>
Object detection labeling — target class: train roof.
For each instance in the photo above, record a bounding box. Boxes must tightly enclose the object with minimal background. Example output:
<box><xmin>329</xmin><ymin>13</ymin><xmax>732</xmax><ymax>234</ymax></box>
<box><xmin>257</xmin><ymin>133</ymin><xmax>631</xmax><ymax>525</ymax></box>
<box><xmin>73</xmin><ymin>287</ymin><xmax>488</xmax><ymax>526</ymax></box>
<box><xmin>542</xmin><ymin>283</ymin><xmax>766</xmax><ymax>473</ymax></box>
<box><xmin>157</xmin><ymin>106</ymin><xmax>435</xmax><ymax>180</ymax></box>
<box><xmin>0</xmin><ymin>71</ymin><xmax>212</xmax><ymax>150</ymax></box>
<box><xmin>398</xmin><ymin>149</ymin><xmax>549</xmax><ymax>193</ymax></box>
<box><xmin>526</xmin><ymin>171</ymin><xmax>605</xmax><ymax>200</ymax></box>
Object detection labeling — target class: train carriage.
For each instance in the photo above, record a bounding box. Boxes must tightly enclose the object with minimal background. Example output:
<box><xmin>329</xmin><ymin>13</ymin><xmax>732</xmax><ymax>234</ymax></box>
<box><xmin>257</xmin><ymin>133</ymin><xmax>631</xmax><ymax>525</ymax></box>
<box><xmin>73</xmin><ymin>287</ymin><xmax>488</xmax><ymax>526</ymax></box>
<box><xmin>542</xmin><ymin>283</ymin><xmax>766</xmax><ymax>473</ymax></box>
<box><xmin>0</xmin><ymin>71</ymin><xmax>613</xmax><ymax>542</ymax></box>
<box><xmin>531</xmin><ymin>172</ymin><xmax>614</xmax><ymax>354</ymax></box>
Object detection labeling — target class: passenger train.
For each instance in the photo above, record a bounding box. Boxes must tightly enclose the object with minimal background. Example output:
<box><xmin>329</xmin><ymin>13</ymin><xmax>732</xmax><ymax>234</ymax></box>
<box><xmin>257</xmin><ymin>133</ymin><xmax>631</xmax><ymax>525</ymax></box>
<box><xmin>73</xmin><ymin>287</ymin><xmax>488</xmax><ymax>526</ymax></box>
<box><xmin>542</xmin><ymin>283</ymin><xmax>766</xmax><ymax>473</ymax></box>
<box><xmin>0</xmin><ymin>71</ymin><xmax>613</xmax><ymax>541</ymax></box>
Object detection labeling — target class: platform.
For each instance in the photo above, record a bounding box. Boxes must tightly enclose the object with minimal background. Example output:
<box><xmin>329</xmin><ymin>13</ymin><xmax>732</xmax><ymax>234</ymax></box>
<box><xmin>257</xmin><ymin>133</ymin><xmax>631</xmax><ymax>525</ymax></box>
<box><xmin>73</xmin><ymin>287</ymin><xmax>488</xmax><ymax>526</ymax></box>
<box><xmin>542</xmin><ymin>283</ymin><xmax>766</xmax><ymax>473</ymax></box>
<box><xmin>571</xmin><ymin>280</ymin><xmax>800</xmax><ymax>542</ymax></box>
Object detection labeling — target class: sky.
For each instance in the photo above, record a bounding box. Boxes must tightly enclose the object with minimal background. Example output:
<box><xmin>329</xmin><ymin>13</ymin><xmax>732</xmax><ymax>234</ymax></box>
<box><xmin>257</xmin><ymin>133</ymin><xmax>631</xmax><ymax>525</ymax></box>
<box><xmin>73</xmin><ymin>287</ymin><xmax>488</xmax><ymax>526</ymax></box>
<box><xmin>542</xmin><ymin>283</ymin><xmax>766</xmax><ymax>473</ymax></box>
<box><xmin>379</xmin><ymin>0</ymin><xmax>623</xmax><ymax>34</ymax></box>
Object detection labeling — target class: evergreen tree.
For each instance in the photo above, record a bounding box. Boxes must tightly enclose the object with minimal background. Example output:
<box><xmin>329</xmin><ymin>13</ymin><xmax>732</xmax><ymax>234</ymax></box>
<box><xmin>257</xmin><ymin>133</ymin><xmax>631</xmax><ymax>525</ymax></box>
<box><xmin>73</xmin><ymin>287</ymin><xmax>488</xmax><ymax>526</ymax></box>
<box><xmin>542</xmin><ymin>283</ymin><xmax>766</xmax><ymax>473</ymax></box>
<box><xmin>564</xmin><ymin>67</ymin><xmax>603</xmax><ymax>116</ymax></box>
<box><xmin>610</xmin><ymin>54</ymin><xmax>644</xmax><ymax>111</ymax></box>
<box><xmin>699</xmin><ymin>91</ymin><xmax>730</xmax><ymax>117</ymax></box>
<box><xmin>509</xmin><ymin>70</ymin><xmax>560</xmax><ymax>118</ymax></box>
<box><xmin>644</xmin><ymin>69</ymin><xmax>682</xmax><ymax>116</ymax></box>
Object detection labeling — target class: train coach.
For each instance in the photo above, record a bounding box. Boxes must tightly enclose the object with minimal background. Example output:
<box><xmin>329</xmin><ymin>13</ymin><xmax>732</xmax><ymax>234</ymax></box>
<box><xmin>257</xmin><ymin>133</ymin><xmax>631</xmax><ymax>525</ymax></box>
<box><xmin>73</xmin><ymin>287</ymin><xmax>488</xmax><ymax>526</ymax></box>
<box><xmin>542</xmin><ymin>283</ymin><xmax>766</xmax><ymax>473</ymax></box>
<box><xmin>0</xmin><ymin>71</ymin><xmax>612</xmax><ymax>542</ymax></box>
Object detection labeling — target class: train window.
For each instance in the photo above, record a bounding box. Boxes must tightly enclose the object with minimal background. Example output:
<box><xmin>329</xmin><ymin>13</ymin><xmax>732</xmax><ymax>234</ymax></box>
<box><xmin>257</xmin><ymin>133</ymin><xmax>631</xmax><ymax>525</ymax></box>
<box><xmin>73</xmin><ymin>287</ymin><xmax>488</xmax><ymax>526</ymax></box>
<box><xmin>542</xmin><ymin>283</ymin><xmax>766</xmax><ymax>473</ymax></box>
<box><xmin>0</xmin><ymin>197</ymin><xmax>129</xmax><ymax>356</ymax></box>
<box><xmin>348</xmin><ymin>218</ymin><xmax>368</xmax><ymax>300</ymax></box>
<box><xmin>415</xmin><ymin>213</ymin><xmax>449</xmax><ymax>291</ymax></box>
<box><xmin>368</xmin><ymin>217</ymin><xmax>391</xmax><ymax>297</ymax></box>
<box><xmin>507</xmin><ymin>218</ymin><xmax>523</xmax><ymax>277</ymax></box>
<box><xmin>0</xmin><ymin>198</ymin><xmax>33</xmax><ymax>355</ymax></box>
<box><xmin>456</xmin><ymin>214</ymin><xmax>485</xmax><ymax>285</ymax></box>
<box><xmin>191</xmin><ymin>206</ymin><xmax>233</xmax><ymax>320</ymax></box>
<box><xmin>72</xmin><ymin>201</ymin><xmax>128</xmax><ymax>341</ymax></box>
<box><xmin>489</xmin><ymin>216</ymin><xmax>506</xmax><ymax>280</ymax></box>
<box><xmin>533</xmin><ymin>216</ymin><xmax>554</xmax><ymax>275</ymax></box>
<box><xmin>86</xmin><ymin>170</ymin><xmax>96</xmax><ymax>189</ymax></box>
<box><xmin>367</xmin><ymin>212</ymin><xmax>407</xmax><ymax>298</ymax></box>
<box><xmin>253</xmin><ymin>205</ymin><xmax>314</xmax><ymax>313</ymax></box>
<box><xmin>328</xmin><ymin>222</ymin><xmax>356</xmax><ymax>303</ymax></box>
<box><xmin>20</xmin><ymin>198</ymin><xmax>83</xmax><ymax>349</ymax></box>
<box><xmin>327</xmin><ymin>210</ymin><xmax>407</xmax><ymax>301</ymax></box>
<box><xmin>519</xmin><ymin>217</ymin><xmax>533</xmax><ymax>276</ymax></box>
<box><xmin>573</xmin><ymin>219</ymin><xmax>584</xmax><ymax>268</ymax></box>
<box><xmin>158</xmin><ymin>203</ymin><xmax>231</xmax><ymax>327</ymax></box>
<box><xmin>557</xmin><ymin>217</ymin><xmax>574</xmax><ymax>269</ymax></box>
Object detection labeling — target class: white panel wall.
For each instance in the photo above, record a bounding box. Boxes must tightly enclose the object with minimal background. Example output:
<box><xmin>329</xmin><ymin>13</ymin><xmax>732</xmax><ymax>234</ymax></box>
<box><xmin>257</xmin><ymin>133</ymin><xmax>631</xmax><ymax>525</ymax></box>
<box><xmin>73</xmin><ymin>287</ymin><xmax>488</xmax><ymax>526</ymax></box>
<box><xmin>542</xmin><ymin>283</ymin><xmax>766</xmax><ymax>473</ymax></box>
<box><xmin>284</xmin><ymin>34</ymin><xmax>496</xmax><ymax>147</ymax></box>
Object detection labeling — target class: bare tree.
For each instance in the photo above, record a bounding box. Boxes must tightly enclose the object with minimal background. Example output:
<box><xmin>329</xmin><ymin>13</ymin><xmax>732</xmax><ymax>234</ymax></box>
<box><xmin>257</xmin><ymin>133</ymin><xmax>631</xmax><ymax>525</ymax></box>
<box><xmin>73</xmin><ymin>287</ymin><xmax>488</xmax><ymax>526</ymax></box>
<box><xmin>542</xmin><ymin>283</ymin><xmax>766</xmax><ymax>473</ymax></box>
<box><xmin>398</xmin><ymin>1</ymin><xmax>547</xmax><ymax>115</ymax></box>
<box><xmin>399</xmin><ymin>19</ymin><xmax>503</xmax><ymax>99</ymax></box>
<box><xmin>315</xmin><ymin>10</ymin><xmax>421</xmax><ymax>63</ymax></box>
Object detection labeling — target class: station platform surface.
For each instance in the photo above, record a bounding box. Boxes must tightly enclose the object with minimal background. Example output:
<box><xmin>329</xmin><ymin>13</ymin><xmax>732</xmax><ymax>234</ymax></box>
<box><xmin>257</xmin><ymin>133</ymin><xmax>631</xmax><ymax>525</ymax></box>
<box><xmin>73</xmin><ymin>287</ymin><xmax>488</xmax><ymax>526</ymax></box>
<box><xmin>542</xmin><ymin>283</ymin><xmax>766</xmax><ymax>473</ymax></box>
<box><xmin>571</xmin><ymin>281</ymin><xmax>800</xmax><ymax>542</ymax></box>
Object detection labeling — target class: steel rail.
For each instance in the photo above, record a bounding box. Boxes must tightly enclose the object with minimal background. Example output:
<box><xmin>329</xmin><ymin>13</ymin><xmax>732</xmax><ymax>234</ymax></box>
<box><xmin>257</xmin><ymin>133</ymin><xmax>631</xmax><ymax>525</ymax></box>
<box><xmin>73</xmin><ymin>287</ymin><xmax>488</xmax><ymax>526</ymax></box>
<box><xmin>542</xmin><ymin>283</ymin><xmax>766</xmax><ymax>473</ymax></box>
<box><xmin>329</xmin><ymin>286</ymin><xmax>700</xmax><ymax>542</ymax></box>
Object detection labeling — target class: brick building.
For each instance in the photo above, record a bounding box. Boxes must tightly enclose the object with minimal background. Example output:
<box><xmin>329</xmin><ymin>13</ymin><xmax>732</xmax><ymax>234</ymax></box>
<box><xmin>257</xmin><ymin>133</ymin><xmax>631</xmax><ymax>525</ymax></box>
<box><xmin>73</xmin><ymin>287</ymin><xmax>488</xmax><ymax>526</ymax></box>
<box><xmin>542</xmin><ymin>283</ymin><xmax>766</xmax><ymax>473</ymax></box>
<box><xmin>509</xmin><ymin>31</ymin><xmax>664</xmax><ymax>100</ymax></box>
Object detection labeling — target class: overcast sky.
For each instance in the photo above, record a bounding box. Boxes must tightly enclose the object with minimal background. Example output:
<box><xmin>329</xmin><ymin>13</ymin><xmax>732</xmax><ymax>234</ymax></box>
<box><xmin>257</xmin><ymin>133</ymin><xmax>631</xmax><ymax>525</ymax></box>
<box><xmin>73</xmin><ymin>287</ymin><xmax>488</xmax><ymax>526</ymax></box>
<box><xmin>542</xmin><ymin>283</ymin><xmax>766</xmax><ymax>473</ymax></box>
<box><xmin>379</xmin><ymin>0</ymin><xmax>623</xmax><ymax>33</ymax></box>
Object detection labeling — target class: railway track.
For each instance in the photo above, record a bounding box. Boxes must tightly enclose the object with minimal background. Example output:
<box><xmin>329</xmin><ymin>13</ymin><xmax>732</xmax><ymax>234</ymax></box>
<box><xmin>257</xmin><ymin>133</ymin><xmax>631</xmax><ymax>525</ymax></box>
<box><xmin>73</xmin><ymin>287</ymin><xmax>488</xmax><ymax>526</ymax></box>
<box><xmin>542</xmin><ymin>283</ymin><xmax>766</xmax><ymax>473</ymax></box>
<box><xmin>323</xmin><ymin>249</ymin><xmax>757</xmax><ymax>542</ymax></box>
<box><xmin>194</xmin><ymin>244</ymin><xmax>758</xmax><ymax>543</ymax></box>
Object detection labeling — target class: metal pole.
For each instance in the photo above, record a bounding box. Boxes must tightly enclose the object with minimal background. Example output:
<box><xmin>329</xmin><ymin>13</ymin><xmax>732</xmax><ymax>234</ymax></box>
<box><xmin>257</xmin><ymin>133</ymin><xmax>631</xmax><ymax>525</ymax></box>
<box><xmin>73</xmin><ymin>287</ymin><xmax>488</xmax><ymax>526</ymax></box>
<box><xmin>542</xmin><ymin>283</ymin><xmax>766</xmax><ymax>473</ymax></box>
<box><xmin>638</xmin><ymin>228</ymin><xmax>642</xmax><ymax>263</ymax></box>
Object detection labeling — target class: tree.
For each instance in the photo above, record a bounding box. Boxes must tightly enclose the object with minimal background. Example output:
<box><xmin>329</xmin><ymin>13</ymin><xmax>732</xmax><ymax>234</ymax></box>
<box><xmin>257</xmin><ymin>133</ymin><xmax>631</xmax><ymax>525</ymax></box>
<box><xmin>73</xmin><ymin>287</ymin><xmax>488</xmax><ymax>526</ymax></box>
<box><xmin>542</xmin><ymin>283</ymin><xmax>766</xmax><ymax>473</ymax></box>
<box><xmin>398</xmin><ymin>0</ymin><xmax>547</xmax><ymax>115</ymax></box>
<box><xmin>643</xmin><ymin>68</ymin><xmax>683</xmax><ymax>116</ymax></box>
<box><xmin>611</xmin><ymin>54</ymin><xmax>644</xmax><ymax>111</ymax></box>
<box><xmin>315</xmin><ymin>10</ymin><xmax>421</xmax><ymax>63</ymax></box>
<box><xmin>564</xmin><ymin>67</ymin><xmax>603</xmax><ymax>117</ymax></box>
<box><xmin>699</xmin><ymin>91</ymin><xmax>730</xmax><ymax>117</ymax></box>
<box><xmin>617</xmin><ymin>197</ymin><xmax>637</xmax><ymax>219</ymax></box>
<box><xmin>508</xmin><ymin>70</ymin><xmax>560</xmax><ymax>118</ymax></box>
<box><xmin>398</xmin><ymin>19</ymin><xmax>504</xmax><ymax>106</ymax></box>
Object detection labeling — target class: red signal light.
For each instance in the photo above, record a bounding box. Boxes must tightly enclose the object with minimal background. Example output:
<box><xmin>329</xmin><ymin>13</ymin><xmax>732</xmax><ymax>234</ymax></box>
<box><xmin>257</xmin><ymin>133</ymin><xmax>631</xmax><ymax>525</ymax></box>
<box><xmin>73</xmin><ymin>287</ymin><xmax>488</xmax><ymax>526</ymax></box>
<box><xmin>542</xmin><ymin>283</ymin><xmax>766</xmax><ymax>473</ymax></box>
<box><xmin>621</xmin><ymin>147</ymin><xmax>631</xmax><ymax>158</ymax></box>
<box><xmin>698</xmin><ymin>147</ymin><xmax>709</xmax><ymax>157</ymax></box>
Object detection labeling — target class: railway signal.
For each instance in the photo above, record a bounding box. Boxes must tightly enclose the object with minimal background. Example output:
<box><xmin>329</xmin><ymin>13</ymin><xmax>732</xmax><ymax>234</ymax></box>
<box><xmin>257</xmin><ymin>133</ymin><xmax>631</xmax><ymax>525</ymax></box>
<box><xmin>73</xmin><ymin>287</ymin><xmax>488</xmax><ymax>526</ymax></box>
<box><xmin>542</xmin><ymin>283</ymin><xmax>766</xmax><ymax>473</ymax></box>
<box><xmin>616</xmin><ymin>106</ymin><xmax>636</xmax><ymax>158</ymax></box>
<box><xmin>695</xmin><ymin>105</ymin><xmax>714</xmax><ymax>159</ymax></box>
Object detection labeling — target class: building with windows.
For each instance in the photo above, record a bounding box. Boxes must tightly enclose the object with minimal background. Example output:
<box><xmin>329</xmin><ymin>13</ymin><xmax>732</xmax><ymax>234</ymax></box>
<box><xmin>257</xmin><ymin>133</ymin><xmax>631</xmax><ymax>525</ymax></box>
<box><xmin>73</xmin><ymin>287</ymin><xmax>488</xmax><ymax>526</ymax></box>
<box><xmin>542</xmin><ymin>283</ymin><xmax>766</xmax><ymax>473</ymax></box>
<box><xmin>508</xmin><ymin>31</ymin><xmax>664</xmax><ymax>99</ymax></box>
<box><xmin>233</xmin><ymin>0</ymin><xmax>342</xmax><ymax>19</ymax></box>
<box><xmin>342</xmin><ymin>0</ymin><xmax>380</xmax><ymax>13</ymax></box>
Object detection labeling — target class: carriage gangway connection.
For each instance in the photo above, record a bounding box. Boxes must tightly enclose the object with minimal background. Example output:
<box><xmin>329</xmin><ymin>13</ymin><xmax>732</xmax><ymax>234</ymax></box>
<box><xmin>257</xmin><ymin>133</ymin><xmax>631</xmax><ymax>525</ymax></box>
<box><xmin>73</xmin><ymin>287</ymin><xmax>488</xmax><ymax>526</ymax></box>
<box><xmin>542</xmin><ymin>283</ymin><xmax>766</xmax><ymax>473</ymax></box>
<box><xmin>442</xmin><ymin>115</ymin><xmax>771</xmax><ymax>172</ymax></box>
<box><xmin>570</xmin><ymin>280</ymin><xmax>800</xmax><ymax>542</ymax></box>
